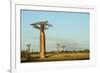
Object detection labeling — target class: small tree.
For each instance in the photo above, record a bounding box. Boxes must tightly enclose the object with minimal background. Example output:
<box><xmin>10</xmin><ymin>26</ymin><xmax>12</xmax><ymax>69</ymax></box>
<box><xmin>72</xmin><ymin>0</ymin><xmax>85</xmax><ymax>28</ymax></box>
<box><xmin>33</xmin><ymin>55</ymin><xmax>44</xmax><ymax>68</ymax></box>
<box><xmin>57</xmin><ymin>43</ymin><xmax>60</xmax><ymax>53</ymax></box>
<box><xmin>26</xmin><ymin>44</ymin><xmax>31</xmax><ymax>60</ymax></box>
<box><xmin>61</xmin><ymin>45</ymin><xmax>66</xmax><ymax>52</ymax></box>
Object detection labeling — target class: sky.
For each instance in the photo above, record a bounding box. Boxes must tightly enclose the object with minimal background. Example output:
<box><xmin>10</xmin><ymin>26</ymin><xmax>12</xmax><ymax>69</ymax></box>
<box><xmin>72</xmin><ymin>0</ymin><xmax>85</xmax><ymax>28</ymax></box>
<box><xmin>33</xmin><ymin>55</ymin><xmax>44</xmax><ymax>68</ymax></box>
<box><xmin>21</xmin><ymin>9</ymin><xmax>90</xmax><ymax>52</ymax></box>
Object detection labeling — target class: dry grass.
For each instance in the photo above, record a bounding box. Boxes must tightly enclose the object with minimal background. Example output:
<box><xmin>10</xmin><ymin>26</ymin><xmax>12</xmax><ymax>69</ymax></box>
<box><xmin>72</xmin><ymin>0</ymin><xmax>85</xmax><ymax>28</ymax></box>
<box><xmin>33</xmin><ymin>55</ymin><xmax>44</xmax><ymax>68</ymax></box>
<box><xmin>21</xmin><ymin>51</ymin><xmax>89</xmax><ymax>63</ymax></box>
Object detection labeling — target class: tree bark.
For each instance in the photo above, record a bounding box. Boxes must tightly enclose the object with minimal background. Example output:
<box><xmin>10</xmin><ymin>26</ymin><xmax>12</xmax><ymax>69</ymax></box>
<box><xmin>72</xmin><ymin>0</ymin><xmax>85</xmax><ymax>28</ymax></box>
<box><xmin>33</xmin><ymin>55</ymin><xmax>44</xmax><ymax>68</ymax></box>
<box><xmin>40</xmin><ymin>31</ymin><xmax>46</xmax><ymax>58</ymax></box>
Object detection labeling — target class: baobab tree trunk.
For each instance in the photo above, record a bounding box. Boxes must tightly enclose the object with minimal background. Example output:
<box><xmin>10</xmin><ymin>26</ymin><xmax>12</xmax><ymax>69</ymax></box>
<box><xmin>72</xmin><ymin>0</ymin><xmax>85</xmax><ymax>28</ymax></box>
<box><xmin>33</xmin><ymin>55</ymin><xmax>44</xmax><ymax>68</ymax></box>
<box><xmin>26</xmin><ymin>44</ymin><xmax>31</xmax><ymax>60</ymax></box>
<box><xmin>40</xmin><ymin>30</ymin><xmax>46</xmax><ymax>58</ymax></box>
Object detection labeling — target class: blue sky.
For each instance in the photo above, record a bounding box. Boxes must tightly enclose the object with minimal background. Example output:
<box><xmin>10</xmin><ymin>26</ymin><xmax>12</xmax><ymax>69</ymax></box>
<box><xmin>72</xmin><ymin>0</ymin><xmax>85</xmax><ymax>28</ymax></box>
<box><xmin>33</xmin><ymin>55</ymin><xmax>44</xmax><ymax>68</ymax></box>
<box><xmin>21</xmin><ymin>9</ymin><xmax>90</xmax><ymax>52</ymax></box>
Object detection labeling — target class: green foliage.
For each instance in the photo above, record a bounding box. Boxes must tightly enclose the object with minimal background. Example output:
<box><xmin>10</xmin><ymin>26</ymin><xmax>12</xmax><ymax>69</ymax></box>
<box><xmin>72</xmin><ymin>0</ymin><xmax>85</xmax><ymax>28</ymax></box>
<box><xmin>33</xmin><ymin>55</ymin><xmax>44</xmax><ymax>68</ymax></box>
<box><xmin>30</xmin><ymin>20</ymin><xmax>52</xmax><ymax>30</ymax></box>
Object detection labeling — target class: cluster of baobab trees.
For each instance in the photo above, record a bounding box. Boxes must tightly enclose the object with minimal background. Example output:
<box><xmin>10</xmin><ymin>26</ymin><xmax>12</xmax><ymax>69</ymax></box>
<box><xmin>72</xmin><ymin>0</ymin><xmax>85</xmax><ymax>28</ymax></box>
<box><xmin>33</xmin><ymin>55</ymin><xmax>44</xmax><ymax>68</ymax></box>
<box><xmin>25</xmin><ymin>20</ymin><xmax>67</xmax><ymax>59</ymax></box>
<box><xmin>57</xmin><ymin>43</ymin><xmax>66</xmax><ymax>52</ymax></box>
<box><xmin>21</xmin><ymin>20</ymin><xmax>89</xmax><ymax>62</ymax></box>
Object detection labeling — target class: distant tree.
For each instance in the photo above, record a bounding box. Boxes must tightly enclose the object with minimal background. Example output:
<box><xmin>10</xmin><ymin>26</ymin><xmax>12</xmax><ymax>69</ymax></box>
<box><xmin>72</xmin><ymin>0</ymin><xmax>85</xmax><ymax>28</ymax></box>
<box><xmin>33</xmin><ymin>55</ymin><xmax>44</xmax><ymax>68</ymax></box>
<box><xmin>57</xmin><ymin>43</ymin><xmax>60</xmax><ymax>53</ymax></box>
<box><xmin>26</xmin><ymin>44</ymin><xmax>31</xmax><ymax>60</ymax></box>
<box><xmin>61</xmin><ymin>45</ymin><xmax>66</xmax><ymax>52</ymax></box>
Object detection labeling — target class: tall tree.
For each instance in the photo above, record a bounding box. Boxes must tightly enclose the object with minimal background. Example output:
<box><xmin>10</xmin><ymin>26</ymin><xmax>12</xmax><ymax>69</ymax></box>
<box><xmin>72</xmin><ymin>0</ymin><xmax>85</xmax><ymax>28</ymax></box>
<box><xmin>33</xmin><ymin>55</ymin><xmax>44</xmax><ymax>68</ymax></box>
<box><xmin>30</xmin><ymin>21</ymin><xmax>52</xmax><ymax>58</ymax></box>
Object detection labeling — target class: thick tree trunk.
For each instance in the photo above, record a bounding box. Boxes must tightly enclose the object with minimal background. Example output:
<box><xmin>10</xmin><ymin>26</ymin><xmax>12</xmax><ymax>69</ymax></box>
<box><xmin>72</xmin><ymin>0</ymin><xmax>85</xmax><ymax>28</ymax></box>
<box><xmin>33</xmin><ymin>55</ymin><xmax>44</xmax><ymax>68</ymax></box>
<box><xmin>40</xmin><ymin>31</ymin><xmax>46</xmax><ymax>58</ymax></box>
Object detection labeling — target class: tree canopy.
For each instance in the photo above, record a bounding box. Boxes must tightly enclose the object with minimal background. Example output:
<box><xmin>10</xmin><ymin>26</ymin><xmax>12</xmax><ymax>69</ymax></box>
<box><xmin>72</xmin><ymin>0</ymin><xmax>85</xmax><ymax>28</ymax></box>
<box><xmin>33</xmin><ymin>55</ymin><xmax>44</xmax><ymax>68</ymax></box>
<box><xmin>30</xmin><ymin>20</ymin><xmax>52</xmax><ymax>31</ymax></box>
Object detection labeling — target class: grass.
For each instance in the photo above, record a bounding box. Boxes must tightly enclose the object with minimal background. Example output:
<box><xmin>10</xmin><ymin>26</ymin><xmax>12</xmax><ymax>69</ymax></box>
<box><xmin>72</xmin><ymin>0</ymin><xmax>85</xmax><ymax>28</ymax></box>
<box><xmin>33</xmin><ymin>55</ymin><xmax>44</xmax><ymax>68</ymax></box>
<box><xmin>21</xmin><ymin>51</ymin><xmax>89</xmax><ymax>63</ymax></box>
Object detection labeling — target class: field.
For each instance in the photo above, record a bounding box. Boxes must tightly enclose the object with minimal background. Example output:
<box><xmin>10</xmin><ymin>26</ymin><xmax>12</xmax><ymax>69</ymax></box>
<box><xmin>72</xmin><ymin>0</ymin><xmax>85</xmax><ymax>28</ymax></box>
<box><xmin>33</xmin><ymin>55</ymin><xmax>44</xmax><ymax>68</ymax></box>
<box><xmin>21</xmin><ymin>50</ymin><xmax>89</xmax><ymax>63</ymax></box>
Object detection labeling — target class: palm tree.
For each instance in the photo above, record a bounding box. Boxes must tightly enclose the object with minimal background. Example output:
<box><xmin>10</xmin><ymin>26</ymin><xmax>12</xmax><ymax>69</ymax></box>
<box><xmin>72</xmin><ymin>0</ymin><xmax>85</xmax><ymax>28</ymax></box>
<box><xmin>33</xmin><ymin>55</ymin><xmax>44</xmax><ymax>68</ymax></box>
<box><xmin>30</xmin><ymin>21</ymin><xmax>52</xmax><ymax>58</ymax></box>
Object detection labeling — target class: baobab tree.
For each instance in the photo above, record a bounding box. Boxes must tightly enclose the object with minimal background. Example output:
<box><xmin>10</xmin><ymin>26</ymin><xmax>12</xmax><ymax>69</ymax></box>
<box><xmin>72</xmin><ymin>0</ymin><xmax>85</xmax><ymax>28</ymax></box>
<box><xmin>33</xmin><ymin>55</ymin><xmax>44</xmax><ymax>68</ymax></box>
<box><xmin>57</xmin><ymin>43</ymin><xmax>60</xmax><ymax>53</ymax></box>
<box><xmin>26</xmin><ymin>44</ymin><xmax>31</xmax><ymax>60</ymax></box>
<box><xmin>61</xmin><ymin>45</ymin><xmax>66</xmax><ymax>52</ymax></box>
<box><xmin>30</xmin><ymin>21</ymin><xmax>52</xmax><ymax>58</ymax></box>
